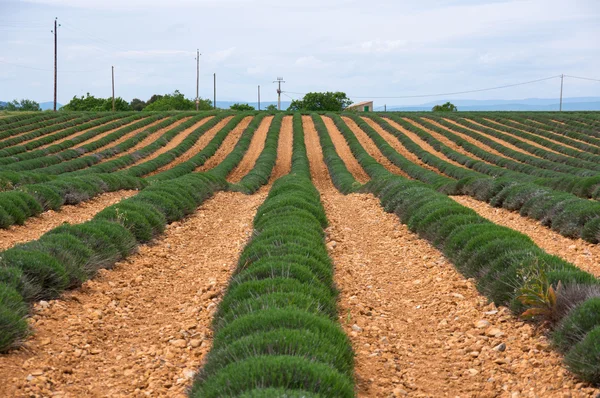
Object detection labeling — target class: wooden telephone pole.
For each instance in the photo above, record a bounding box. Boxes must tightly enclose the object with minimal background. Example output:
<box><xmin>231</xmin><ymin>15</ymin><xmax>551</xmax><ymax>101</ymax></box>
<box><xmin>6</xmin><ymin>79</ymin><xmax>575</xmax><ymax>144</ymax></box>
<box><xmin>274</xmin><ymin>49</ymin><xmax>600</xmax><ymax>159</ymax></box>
<box><xmin>195</xmin><ymin>50</ymin><xmax>200</xmax><ymax>111</ymax></box>
<box><xmin>51</xmin><ymin>18</ymin><xmax>60</xmax><ymax>111</ymax></box>
<box><xmin>559</xmin><ymin>74</ymin><xmax>564</xmax><ymax>112</ymax></box>
<box><xmin>111</xmin><ymin>66</ymin><xmax>115</xmax><ymax>112</ymax></box>
<box><xmin>273</xmin><ymin>77</ymin><xmax>285</xmax><ymax>110</ymax></box>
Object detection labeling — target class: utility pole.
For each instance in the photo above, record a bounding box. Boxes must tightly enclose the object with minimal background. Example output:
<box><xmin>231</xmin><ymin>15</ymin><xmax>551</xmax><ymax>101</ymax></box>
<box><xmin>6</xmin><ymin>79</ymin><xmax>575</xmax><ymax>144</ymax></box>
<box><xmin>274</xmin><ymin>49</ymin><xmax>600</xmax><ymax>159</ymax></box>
<box><xmin>213</xmin><ymin>73</ymin><xmax>217</xmax><ymax>110</ymax></box>
<box><xmin>111</xmin><ymin>66</ymin><xmax>115</xmax><ymax>112</ymax></box>
<box><xmin>273</xmin><ymin>77</ymin><xmax>285</xmax><ymax>110</ymax></box>
<box><xmin>51</xmin><ymin>17</ymin><xmax>60</xmax><ymax>111</ymax></box>
<box><xmin>559</xmin><ymin>74</ymin><xmax>564</xmax><ymax>112</ymax></box>
<box><xmin>195</xmin><ymin>50</ymin><xmax>200</xmax><ymax>111</ymax></box>
<box><xmin>258</xmin><ymin>85</ymin><xmax>261</xmax><ymax>111</ymax></box>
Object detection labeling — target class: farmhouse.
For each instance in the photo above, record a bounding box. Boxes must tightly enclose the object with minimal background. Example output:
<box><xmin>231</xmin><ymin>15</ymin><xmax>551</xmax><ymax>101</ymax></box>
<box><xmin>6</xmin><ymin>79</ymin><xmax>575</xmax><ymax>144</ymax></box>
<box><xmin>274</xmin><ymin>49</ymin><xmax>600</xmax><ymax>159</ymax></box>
<box><xmin>346</xmin><ymin>100</ymin><xmax>373</xmax><ymax>112</ymax></box>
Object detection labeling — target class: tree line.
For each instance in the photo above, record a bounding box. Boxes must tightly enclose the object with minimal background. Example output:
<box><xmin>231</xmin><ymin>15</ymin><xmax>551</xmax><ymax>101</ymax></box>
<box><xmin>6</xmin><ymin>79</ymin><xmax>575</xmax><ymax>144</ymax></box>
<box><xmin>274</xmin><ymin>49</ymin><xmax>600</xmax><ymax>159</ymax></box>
<box><xmin>1</xmin><ymin>91</ymin><xmax>458</xmax><ymax>112</ymax></box>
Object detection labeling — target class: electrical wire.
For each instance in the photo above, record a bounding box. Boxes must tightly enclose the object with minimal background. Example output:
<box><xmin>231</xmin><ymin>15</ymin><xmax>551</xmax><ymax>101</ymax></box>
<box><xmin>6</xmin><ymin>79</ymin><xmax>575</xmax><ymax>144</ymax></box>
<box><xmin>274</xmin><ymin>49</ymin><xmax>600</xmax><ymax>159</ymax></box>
<box><xmin>0</xmin><ymin>60</ymin><xmax>106</xmax><ymax>73</ymax></box>
<box><xmin>565</xmin><ymin>75</ymin><xmax>600</xmax><ymax>83</ymax></box>
<box><xmin>284</xmin><ymin>75</ymin><xmax>563</xmax><ymax>99</ymax></box>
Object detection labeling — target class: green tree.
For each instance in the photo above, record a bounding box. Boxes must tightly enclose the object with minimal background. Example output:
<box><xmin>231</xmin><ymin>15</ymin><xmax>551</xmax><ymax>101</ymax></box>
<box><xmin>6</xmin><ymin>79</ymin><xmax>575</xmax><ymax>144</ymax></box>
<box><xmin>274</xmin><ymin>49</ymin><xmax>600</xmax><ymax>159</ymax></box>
<box><xmin>143</xmin><ymin>90</ymin><xmax>211</xmax><ymax>111</ymax></box>
<box><xmin>287</xmin><ymin>92</ymin><xmax>352</xmax><ymax>112</ymax></box>
<box><xmin>130</xmin><ymin>98</ymin><xmax>147</xmax><ymax>111</ymax></box>
<box><xmin>61</xmin><ymin>93</ymin><xmax>131</xmax><ymax>111</ymax></box>
<box><xmin>111</xmin><ymin>97</ymin><xmax>132</xmax><ymax>111</ymax></box>
<box><xmin>230</xmin><ymin>103</ymin><xmax>255</xmax><ymax>111</ymax></box>
<box><xmin>432</xmin><ymin>102</ymin><xmax>458</xmax><ymax>112</ymax></box>
<box><xmin>61</xmin><ymin>93</ymin><xmax>105</xmax><ymax>111</ymax></box>
<box><xmin>146</xmin><ymin>94</ymin><xmax>164</xmax><ymax>105</ymax></box>
<box><xmin>265</xmin><ymin>104</ymin><xmax>278</xmax><ymax>112</ymax></box>
<box><xmin>4</xmin><ymin>99</ymin><xmax>41</xmax><ymax>111</ymax></box>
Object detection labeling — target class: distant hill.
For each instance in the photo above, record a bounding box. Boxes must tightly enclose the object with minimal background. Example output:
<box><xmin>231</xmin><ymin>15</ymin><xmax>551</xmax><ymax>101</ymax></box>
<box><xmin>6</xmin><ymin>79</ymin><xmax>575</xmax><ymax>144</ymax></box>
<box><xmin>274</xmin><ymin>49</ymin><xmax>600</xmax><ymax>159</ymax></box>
<box><xmin>40</xmin><ymin>102</ymin><xmax>62</xmax><ymax>110</ymax></box>
<box><xmin>0</xmin><ymin>101</ymin><xmax>62</xmax><ymax>111</ymax></box>
<box><xmin>217</xmin><ymin>97</ymin><xmax>600</xmax><ymax>112</ymax></box>
<box><xmin>216</xmin><ymin>101</ymin><xmax>291</xmax><ymax>110</ymax></box>
<box><xmin>386</xmin><ymin>97</ymin><xmax>600</xmax><ymax>112</ymax></box>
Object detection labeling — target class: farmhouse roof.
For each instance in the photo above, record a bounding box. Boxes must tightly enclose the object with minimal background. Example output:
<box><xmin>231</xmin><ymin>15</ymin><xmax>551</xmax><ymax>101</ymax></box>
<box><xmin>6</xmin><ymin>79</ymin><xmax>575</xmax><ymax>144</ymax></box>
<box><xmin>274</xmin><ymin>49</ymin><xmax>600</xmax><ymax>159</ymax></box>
<box><xmin>347</xmin><ymin>101</ymin><xmax>373</xmax><ymax>108</ymax></box>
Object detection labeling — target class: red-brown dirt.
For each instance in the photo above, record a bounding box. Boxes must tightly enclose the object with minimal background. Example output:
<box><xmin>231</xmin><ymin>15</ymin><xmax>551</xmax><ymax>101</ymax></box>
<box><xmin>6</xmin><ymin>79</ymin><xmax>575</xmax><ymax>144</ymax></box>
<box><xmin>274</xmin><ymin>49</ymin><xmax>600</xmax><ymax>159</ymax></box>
<box><xmin>302</xmin><ymin>115</ymin><xmax>335</xmax><ymax>190</ymax></box>
<box><xmin>146</xmin><ymin>116</ymin><xmax>232</xmax><ymax>176</ymax></box>
<box><xmin>118</xmin><ymin>117</ymin><xmax>222</xmax><ymax>176</ymax></box>
<box><xmin>90</xmin><ymin>117</ymin><xmax>190</xmax><ymax>157</ymax></box>
<box><xmin>301</xmin><ymin>121</ymin><xmax>598</xmax><ymax>397</ymax></box>
<box><xmin>323</xmin><ymin>191</ymin><xmax>598</xmax><ymax>397</ymax></box>
<box><xmin>195</xmin><ymin>116</ymin><xmax>253</xmax><ymax>172</ymax></box>
<box><xmin>463</xmin><ymin>118</ymin><xmax>565</xmax><ymax>156</ymax></box>
<box><xmin>422</xmin><ymin>117</ymin><xmax>525</xmax><ymax>164</ymax></box>
<box><xmin>0</xmin><ymin>190</ymin><xmax>138</xmax><ymax>251</ymax></box>
<box><xmin>384</xmin><ymin>117</ymin><xmax>469</xmax><ymax>170</ymax></box>
<box><xmin>321</xmin><ymin>116</ymin><xmax>370</xmax><ymax>183</ymax></box>
<box><xmin>268</xmin><ymin>115</ymin><xmax>293</xmax><ymax>182</ymax></box>
<box><xmin>36</xmin><ymin>118</ymin><xmax>148</xmax><ymax>151</ymax></box>
<box><xmin>483</xmin><ymin>118</ymin><xmax>598</xmax><ymax>150</ymax></box>
<box><xmin>451</xmin><ymin>195</ymin><xmax>600</xmax><ymax>277</ymax></box>
<box><xmin>406</xmin><ymin>118</ymin><xmax>499</xmax><ymax>167</ymax></box>
<box><xmin>360</xmin><ymin>117</ymin><xmax>443</xmax><ymax>175</ymax></box>
<box><xmin>341</xmin><ymin>116</ymin><xmax>410</xmax><ymax>178</ymax></box>
<box><xmin>443</xmin><ymin>118</ymin><xmax>545</xmax><ymax>159</ymax></box>
<box><xmin>227</xmin><ymin>116</ymin><xmax>273</xmax><ymax>183</ymax></box>
<box><xmin>0</xmin><ymin>191</ymin><xmax>266</xmax><ymax>397</ymax></box>
<box><xmin>0</xmin><ymin>116</ymin><xmax>84</xmax><ymax>146</ymax></box>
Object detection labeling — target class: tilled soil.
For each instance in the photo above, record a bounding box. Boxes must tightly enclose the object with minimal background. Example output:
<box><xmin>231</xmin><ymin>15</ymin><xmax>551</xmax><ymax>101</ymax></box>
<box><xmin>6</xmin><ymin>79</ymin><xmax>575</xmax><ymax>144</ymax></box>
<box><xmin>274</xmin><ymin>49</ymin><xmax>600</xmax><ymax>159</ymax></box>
<box><xmin>405</xmin><ymin>118</ymin><xmax>499</xmax><ymax>167</ymax></box>
<box><xmin>422</xmin><ymin>118</ymin><xmax>524</xmax><ymax>164</ymax></box>
<box><xmin>0</xmin><ymin>190</ymin><xmax>138</xmax><ymax>251</ymax></box>
<box><xmin>37</xmin><ymin>118</ymin><xmax>146</xmax><ymax>151</ymax></box>
<box><xmin>195</xmin><ymin>116</ymin><xmax>254</xmax><ymax>172</ymax></box>
<box><xmin>146</xmin><ymin>116</ymin><xmax>231</xmax><ymax>176</ymax></box>
<box><xmin>322</xmin><ymin>191</ymin><xmax>599</xmax><ymax>398</ymax></box>
<box><xmin>268</xmin><ymin>115</ymin><xmax>293</xmax><ymax>182</ymax></box>
<box><xmin>227</xmin><ymin>116</ymin><xmax>273</xmax><ymax>183</ymax></box>
<box><xmin>0</xmin><ymin>191</ymin><xmax>266</xmax><ymax>397</ymax></box>
<box><xmin>484</xmin><ymin>118</ymin><xmax>598</xmax><ymax>150</ymax></box>
<box><xmin>124</xmin><ymin>117</ymin><xmax>221</xmax><ymax>175</ymax></box>
<box><xmin>463</xmin><ymin>119</ymin><xmax>565</xmax><ymax>156</ymax></box>
<box><xmin>360</xmin><ymin>117</ymin><xmax>442</xmax><ymax>175</ymax></box>
<box><xmin>383</xmin><ymin>118</ymin><xmax>469</xmax><ymax>170</ymax></box>
<box><xmin>302</xmin><ymin>115</ymin><xmax>335</xmax><ymax>190</ymax></box>
<box><xmin>321</xmin><ymin>116</ymin><xmax>370</xmax><ymax>183</ymax></box>
<box><xmin>0</xmin><ymin>117</ymin><xmax>92</xmax><ymax>147</ymax></box>
<box><xmin>451</xmin><ymin>195</ymin><xmax>600</xmax><ymax>277</ymax></box>
<box><xmin>75</xmin><ymin>118</ymin><xmax>166</xmax><ymax>154</ymax></box>
<box><xmin>341</xmin><ymin>116</ymin><xmax>409</xmax><ymax>178</ymax></box>
<box><xmin>443</xmin><ymin>119</ymin><xmax>544</xmax><ymax>159</ymax></box>
<box><xmin>92</xmin><ymin>117</ymin><xmax>191</xmax><ymax>158</ymax></box>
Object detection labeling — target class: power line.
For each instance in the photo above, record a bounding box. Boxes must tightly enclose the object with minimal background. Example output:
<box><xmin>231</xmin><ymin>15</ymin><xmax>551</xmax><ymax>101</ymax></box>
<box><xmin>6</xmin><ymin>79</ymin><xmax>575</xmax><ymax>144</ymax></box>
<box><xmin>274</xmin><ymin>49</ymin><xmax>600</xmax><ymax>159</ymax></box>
<box><xmin>284</xmin><ymin>75</ymin><xmax>563</xmax><ymax>99</ymax></box>
<box><xmin>0</xmin><ymin>59</ymin><xmax>104</xmax><ymax>73</ymax></box>
<box><xmin>565</xmin><ymin>75</ymin><xmax>600</xmax><ymax>83</ymax></box>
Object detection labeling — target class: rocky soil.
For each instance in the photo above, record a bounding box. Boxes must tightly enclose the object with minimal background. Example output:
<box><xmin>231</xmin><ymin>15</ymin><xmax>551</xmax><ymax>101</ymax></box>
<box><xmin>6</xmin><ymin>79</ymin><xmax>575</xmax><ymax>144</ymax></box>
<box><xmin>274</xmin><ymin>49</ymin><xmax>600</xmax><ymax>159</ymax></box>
<box><xmin>195</xmin><ymin>116</ymin><xmax>253</xmax><ymax>172</ymax></box>
<box><xmin>0</xmin><ymin>191</ymin><xmax>266</xmax><ymax>397</ymax></box>
<box><xmin>451</xmin><ymin>195</ymin><xmax>600</xmax><ymax>277</ymax></box>
<box><xmin>227</xmin><ymin>116</ymin><xmax>273</xmax><ymax>182</ymax></box>
<box><xmin>0</xmin><ymin>190</ymin><xmax>138</xmax><ymax>251</ymax></box>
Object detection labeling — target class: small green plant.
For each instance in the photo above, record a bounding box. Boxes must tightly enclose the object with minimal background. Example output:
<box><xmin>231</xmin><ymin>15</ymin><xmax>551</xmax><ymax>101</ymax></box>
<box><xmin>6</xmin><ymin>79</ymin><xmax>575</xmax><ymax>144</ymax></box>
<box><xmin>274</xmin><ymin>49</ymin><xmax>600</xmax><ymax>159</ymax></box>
<box><xmin>517</xmin><ymin>261</ymin><xmax>560</xmax><ymax>322</ymax></box>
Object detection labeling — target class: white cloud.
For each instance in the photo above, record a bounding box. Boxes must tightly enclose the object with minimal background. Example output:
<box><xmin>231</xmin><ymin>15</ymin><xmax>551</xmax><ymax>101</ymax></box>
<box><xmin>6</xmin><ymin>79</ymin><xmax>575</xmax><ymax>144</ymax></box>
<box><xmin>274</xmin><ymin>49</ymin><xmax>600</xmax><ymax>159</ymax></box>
<box><xmin>340</xmin><ymin>39</ymin><xmax>408</xmax><ymax>54</ymax></box>
<box><xmin>208</xmin><ymin>47</ymin><xmax>236</xmax><ymax>63</ymax></box>
<box><xmin>115</xmin><ymin>50</ymin><xmax>195</xmax><ymax>59</ymax></box>
<box><xmin>22</xmin><ymin>0</ymin><xmax>247</xmax><ymax>9</ymax></box>
<box><xmin>295</xmin><ymin>56</ymin><xmax>328</xmax><ymax>69</ymax></box>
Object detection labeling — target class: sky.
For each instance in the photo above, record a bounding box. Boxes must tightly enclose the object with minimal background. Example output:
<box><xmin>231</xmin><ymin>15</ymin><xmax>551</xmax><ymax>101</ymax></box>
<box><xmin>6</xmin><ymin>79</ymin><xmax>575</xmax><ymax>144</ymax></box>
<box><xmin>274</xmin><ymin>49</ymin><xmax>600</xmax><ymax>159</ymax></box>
<box><xmin>0</xmin><ymin>0</ymin><xmax>599</xmax><ymax>108</ymax></box>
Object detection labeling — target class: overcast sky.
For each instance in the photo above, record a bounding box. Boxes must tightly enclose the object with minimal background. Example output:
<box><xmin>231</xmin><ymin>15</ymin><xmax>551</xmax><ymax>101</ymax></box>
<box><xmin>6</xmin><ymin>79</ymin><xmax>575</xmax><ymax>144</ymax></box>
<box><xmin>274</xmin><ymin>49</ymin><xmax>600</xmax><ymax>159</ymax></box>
<box><xmin>1</xmin><ymin>0</ymin><xmax>599</xmax><ymax>107</ymax></box>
